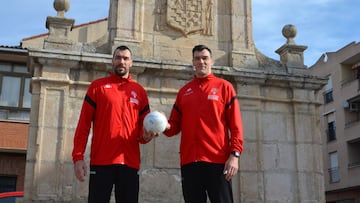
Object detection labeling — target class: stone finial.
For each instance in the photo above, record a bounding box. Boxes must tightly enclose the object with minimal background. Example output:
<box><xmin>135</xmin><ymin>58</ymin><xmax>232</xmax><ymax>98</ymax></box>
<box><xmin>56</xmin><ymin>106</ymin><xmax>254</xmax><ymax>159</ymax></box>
<box><xmin>53</xmin><ymin>0</ymin><xmax>70</xmax><ymax>17</ymax></box>
<box><xmin>44</xmin><ymin>0</ymin><xmax>77</xmax><ymax>51</ymax></box>
<box><xmin>282</xmin><ymin>24</ymin><xmax>297</xmax><ymax>45</ymax></box>
<box><xmin>275</xmin><ymin>24</ymin><xmax>308</xmax><ymax>73</ymax></box>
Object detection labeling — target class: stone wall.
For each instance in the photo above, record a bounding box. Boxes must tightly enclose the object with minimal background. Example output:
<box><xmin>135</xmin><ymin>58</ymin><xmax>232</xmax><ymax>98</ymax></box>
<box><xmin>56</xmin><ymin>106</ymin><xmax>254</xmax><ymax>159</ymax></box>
<box><xmin>22</xmin><ymin>0</ymin><xmax>327</xmax><ymax>202</ymax></box>
<box><xmin>23</xmin><ymin>48</ymin><xmax>326</xmax><ymax>202</ymax></box>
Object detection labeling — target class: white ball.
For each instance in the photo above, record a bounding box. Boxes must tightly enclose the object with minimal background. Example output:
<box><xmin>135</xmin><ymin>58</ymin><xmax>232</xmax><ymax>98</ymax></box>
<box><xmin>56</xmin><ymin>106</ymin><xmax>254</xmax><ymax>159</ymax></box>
<box><xmin>143</xmin><ymin>111</ymin><xmax>168</xmax><ymax>133</ymax></box>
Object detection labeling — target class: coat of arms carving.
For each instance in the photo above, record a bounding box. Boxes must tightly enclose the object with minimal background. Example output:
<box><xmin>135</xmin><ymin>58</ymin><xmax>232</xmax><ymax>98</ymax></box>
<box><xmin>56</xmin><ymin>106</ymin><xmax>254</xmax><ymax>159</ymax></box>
<box><xmin>166</xmin><ymin>0</ymin><xmax>213</xmax><ymax>36</ymax></box>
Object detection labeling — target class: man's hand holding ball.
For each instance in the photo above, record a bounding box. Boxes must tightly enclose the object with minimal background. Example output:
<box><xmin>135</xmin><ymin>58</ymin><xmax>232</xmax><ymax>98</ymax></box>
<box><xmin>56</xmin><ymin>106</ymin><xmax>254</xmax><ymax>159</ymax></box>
<box><xmin>142</xmin><ymin>111</ymin><xmax>169</xmax><ymax>141</ymax></box>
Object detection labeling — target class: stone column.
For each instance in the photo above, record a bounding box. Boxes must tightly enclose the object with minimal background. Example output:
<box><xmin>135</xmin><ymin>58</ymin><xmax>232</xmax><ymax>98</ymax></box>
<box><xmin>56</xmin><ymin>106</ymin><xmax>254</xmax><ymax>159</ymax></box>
<box><xmin>23</xmin><ymin>1</ymin><xmax>96</xmax><ymax>202</ymax></box>
<box><xmin>108</xmin><ymin>0</ymin><xmax>144</xmax><ymax>52</ymax></box>
<box><xmin>24</xmin><ymin>55</ymin><xmax>79</xmax><ymax>202</ymax></box>
<box><xmin>230</xmin><ymin>0</ymin><xmax>258</xmax><ymax>68</ymax></box>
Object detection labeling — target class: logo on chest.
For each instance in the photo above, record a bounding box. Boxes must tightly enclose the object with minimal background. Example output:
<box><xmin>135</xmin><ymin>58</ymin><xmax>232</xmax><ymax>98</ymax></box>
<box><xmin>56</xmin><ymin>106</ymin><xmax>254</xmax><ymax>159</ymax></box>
<box><xmin>207</xmin><ymin>88</ymin><xmax>219</xmax><ymax>101</ymax></box>
<box><xmin>104</xmin><ymin>84</ymin><xmax>112</xmax><ymax>89</ymax></box>
<box><xmin>183</xmin><ymin>88</ymin><xmax>194</xmax><ymax>96</ymax></box>
<box><xmin>130</xmin><ymin>91</ymin><xmax>139</xmax><ymax>105</ymax></box>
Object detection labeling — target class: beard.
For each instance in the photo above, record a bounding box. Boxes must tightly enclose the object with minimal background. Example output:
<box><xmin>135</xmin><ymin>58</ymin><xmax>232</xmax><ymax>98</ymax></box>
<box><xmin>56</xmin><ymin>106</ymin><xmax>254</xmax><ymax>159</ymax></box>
<box><xmin>114</xmin><ymin>65</ymin><xmax>129</xmax><ymax>77</ymax></box>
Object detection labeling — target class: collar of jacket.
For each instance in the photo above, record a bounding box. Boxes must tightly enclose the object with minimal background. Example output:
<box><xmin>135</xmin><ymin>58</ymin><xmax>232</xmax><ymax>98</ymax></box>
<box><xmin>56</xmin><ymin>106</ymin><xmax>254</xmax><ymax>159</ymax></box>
<box><xmin>109</xmin><ymin>72</ymin><xmax>132</xmax><ymax>84</ymax></box>
<box><xmin>194</xmin><ymin>73</ymin><xmax>215</xmax><ymax>84</ymax></box>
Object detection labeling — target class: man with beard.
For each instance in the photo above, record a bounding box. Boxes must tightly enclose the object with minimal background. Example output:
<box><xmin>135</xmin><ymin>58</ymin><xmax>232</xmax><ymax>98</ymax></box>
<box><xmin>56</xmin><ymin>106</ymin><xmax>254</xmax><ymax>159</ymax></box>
<box><xmin>72</xmin><ymin>45</ymin><xmax>157</xmax><ymax>203</ymax></box>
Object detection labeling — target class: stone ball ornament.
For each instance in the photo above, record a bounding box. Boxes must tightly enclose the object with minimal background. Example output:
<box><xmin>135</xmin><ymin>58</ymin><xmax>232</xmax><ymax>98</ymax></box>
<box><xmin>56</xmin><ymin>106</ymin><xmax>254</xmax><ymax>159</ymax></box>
<box><xmin>53</xmin><ymin>0</ymin><xmax>70</xmax><ymax>14</ymax></box>
<box><xmin>282</xmin><ymin>24</ymin><xmax>297</xmax><ymax>44</ymax></box>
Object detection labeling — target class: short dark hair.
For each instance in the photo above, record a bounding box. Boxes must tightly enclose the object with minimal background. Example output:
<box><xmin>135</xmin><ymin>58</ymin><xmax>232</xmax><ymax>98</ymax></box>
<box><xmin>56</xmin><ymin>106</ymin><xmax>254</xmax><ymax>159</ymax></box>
<box><xmin>113</xmin><ymin>45</ymin><xmax>132</xmax><ymax>58</ymax></box>
<box><xmin>192</xmin><ymin>45</ymin><xmax>212</xmax><ymax>58</ymax></box>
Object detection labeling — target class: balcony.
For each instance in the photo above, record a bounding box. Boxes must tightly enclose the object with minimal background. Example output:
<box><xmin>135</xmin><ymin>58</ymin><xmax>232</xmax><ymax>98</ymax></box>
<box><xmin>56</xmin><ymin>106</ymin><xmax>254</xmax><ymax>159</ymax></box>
<box><xmin>347</xmin><ymin>164</ymin><xmax>360</xmax><ymax>187</ymax></box>
<box><xmin>344</xmin><ymin>95</ymin><xmax>360</xmax><ymax>135</ymax></box>
<box><xmin>344</xmin><ymin>99</ymin><xmax>360</xmax><ymax>141</ymax></box>
<box><xmin>348</xmin><ymin>161</ymin><xmax>360</xmax><ymax>168</ymax></box>
<box><xmin>348</xmin><ymin>139</ymin><xmax>360</xmax><ymax>166</ymax></box>
<box><xmin>345</xmin><ymin>121</ymin><xmax>360</xmax><ymax>142</ymax></box>
<box><xmin>341</xmin><ymin>79</ymin><xmax>359</xmax><ymax>100</ymax></box>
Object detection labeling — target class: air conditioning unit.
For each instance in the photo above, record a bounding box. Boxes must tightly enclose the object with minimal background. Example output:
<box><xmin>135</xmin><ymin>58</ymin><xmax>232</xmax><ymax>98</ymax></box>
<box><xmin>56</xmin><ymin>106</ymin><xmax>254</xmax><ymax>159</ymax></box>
<box><xmin>349</xmin><ymin>102</ymin><xmax>360</xmax><ymax>112</ymax></box>
<box><xmin>342</xmin><ymin>101</ymin><xmax>349</xmax><ymax>108</ymax></box>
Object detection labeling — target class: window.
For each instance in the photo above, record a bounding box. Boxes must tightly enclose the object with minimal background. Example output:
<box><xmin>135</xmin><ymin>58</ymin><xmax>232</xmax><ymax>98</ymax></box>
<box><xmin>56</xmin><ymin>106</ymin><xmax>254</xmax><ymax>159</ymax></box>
<box><xmin>329</xmin><ymin>152</ymin><xmax>340</xmax><ymax>183</ymax></box>
<box><xmin>0</xmin><ymin>63</ymin><xmax>31</xmax><ymax>109</ymax></box>
<box><xmin>327</xmin><ymin>200</ymin><xmax>355</xmax><ymax>203</ymax></box>
<box><xmin>324</xmin><ymin>75</ymin><xmax>333</xmax><ymax>104</ymax></box>
<box><xmin>0</xmin><ymin>176</ymin><xmax>16</xmax><ymax>193</ymax></box>
<box><xmin>324</xmin><ymin>90</ymin><xmax>334</xmax><ymax>104</ymax></box>
<box><xmin>0</xmin><ymin>63</ymin><xmax>31</xmax><ymax>108</ymax></box>
<box><xmin>0</xmin><ymin>76</ymin><xmax>21</xmax><ymax>107</ymax></box>
<box><xmin>327</xmin><ymin>121</ymin><xmax>336</xmax><ymax>141</ymax></box>
<box><xmin>325</xmin><ymin>112</ymin><xmax>336</xmax><ymax>142</ymax></box>
<box><xmin>0</xmin><ymin>62</ymin><xmax>31</xmax><ymax>121</ymax></box>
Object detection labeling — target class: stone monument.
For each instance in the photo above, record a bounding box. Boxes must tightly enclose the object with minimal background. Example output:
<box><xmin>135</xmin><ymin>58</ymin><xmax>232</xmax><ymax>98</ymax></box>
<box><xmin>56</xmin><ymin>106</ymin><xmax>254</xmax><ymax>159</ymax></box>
<box><xmin>23</xmin><ymin>0</ymin><xmax>327</xmax><ymax>202</ymax></box>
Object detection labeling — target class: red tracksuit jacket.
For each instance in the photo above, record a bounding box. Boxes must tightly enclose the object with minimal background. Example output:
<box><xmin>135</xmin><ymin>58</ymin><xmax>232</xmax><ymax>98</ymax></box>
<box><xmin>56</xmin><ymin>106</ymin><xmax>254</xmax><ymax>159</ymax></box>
<box><xmin>164</xmin><ymin>73</ymin><xmax>244</xmax><ymax>166</ymax></box>
<box><xmin>72</xmin><ymin>73</ymin><xmax>150</xmax><ymax>170</ymax></box>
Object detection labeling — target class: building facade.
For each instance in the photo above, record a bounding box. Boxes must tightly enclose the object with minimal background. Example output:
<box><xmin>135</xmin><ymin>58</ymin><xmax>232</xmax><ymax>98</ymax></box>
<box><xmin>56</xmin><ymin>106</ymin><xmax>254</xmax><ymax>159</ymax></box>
<box><xmin>0</xmin><ymin>46</ymin><xmax>30</xmax><ymax>193</ymax></box>
<box><xmin>309</xmin><ymin>42</ymin><xmax>360</xmax><ymax>202</ymax></box>
<box><xmin>1</xmin><ymin>0</ymin><xmax>328</xmax><ymax>202</ymax></box>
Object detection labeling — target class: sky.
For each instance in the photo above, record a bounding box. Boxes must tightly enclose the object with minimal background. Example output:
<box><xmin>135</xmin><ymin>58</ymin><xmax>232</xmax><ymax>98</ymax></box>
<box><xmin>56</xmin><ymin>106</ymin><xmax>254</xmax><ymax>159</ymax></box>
<box><xmin>0</xmin><ymin>0</ymin><xmax>358</xmax><ymax>67</ymax></box>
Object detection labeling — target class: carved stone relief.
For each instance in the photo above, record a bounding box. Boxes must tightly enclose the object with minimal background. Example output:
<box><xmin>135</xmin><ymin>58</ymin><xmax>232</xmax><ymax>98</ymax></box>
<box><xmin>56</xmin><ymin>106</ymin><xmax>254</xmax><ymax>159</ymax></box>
<box><xmin>202</xmin><ymin>0</ymin><xmax>213</xmax><ymax>35</ymax></box>
<box><xmin>155</xmin><ymin>0</ymin><xmax>214</xmax><ymax>36</ymax></box>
